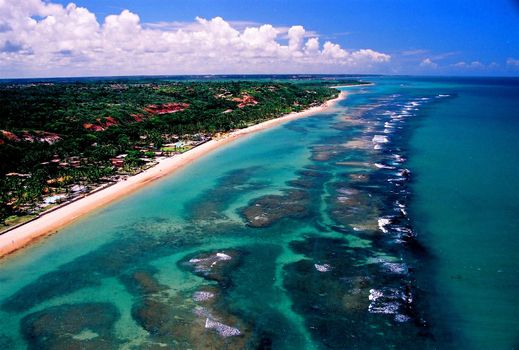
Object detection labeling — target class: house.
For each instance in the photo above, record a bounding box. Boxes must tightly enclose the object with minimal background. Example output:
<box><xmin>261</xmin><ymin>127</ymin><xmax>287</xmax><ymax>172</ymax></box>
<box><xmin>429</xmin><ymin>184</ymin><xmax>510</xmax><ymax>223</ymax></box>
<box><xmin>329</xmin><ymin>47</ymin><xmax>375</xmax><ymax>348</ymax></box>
<box><xmin>232</xmin><ymin>94</ymin><xmax>258</xmax><ymax>108</ymax></box>
<box><xmin>110</xmin><ymin>158</ymin><xmax>125</xmax><ymax>168</ymax></box>
<box><xmin>70</xmin><ymin>184</ymin><xmax>86</xmax><ymax>193</ymax></box>
<box><xmin>43</xmin><ymin>194</ymin><xmax>67</xmax><ymax>205</ymax></box>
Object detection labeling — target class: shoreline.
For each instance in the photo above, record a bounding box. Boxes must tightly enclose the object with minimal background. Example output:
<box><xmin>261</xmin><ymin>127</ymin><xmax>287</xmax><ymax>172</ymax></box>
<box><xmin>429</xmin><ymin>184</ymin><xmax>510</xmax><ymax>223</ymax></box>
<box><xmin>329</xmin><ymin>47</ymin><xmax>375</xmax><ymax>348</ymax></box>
<box><xmin>0</xmin><ymin>90</ymin><xmax>347</xmax><ymax>259</ymax></box>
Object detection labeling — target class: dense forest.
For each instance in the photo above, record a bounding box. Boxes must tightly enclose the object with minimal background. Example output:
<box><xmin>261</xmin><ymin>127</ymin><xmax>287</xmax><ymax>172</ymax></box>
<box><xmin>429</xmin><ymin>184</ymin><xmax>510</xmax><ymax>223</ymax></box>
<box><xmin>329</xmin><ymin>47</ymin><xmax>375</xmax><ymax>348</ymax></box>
<box><xmin>0</xmin><ymin>78</ymin><xmax>367</xmax><ymax>227</ymax></box>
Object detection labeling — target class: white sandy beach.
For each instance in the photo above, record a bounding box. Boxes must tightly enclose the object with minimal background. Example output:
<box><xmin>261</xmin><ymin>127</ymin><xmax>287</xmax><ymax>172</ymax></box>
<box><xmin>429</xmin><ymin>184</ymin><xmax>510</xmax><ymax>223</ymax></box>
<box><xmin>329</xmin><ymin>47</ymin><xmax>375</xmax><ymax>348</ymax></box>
<box><xmin>0</xmin><ymin>90</ymin><xmax>347</xmax><ymax>259</ymax></box>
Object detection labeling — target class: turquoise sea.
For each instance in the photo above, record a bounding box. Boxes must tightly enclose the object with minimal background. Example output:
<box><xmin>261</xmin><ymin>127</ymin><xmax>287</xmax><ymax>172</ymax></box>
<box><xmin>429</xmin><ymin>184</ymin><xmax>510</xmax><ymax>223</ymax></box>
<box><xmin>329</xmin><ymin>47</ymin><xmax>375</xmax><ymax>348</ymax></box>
<box><xmin>0</xmin><ymin>77</ymin><xmax>518</xmax><ymax>349</ymax></box>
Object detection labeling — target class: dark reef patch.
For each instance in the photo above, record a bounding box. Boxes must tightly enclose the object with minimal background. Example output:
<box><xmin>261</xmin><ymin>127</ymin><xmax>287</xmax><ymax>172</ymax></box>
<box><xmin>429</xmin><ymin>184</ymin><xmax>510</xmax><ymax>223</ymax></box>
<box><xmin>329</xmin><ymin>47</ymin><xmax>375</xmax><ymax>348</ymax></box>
<box><xmin>131</xmin><ymin>290</ymin><xmax>254</xmax><ymax>348</ymax></box>
<box><xmin>120</xmin><ymin>267</ymin><xmax>169</xmax><ymax>297</ymax></box>
<box><xmin>327</xmin><ymin>181</ymin><xmax>382</xmax><ymax>230</ymax></box>
<box><xmin>120</xmin><ymin>250</ymin><xmax>255</xmax><ymax>348</ymax></box>
<box><xmin>21</xmin><ymin>303</ymin><xmax>120</xmax><ymax>350</ymax></box>
<box><xmin>180</xmin><ymin>249</ymin><xmax>244</xmax><ymax>285</ymax></box>
<box><xmin>241</xmin><ymin>190</ymin><xmax>310</xmax><ymax>227</ymax></box>
<box><xmin>284</xmin><ymin>236</ymin><xmax>432</xmax><ymax>349</ymax></box>
<box><xmin>185</xmin><ymin>167</ymin><xmax>267</xmax><ymax>221</ymax></box>
<box><xmin>287</xmin><ymin>169</ymin><xmax>331</xmax><ymax>190</ymax></box>
<box><xmin>311</xmin><ymin>144</ymin><xmax>343</xmax><ymax>162</ymax></box>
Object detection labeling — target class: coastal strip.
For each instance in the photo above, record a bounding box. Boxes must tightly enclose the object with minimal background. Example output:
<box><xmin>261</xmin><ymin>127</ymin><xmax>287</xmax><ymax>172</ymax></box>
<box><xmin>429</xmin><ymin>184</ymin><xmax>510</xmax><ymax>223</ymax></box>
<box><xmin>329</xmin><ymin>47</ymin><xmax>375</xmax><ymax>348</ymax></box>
<box><xmin>0</xmin><ymin>90</ymin><xmax>347</xmax><ymax>259</ymax></box>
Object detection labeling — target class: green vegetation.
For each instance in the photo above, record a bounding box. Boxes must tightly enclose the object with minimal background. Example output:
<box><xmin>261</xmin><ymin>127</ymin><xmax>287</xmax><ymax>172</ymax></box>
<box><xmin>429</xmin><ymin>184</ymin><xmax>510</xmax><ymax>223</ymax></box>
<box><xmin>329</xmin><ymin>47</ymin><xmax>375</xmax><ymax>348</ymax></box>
<box><xmin>0</xmin><ymin>78</ymin><xmax>367</xmax><ymax>226</ymax></box>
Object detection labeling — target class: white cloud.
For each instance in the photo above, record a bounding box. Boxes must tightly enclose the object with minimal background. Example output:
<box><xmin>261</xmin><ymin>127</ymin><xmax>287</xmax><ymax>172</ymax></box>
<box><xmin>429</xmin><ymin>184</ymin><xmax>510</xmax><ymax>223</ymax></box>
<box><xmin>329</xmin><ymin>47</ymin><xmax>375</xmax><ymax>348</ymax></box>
<box><xmin>352</xmin><ymin>49</ymin><xmax>390</xmax><ymax>63</ymax></box>
<box><xmin>304</xmin><ymin>37</ymin><xmax>320</xmax><ymax>54</ymax></box>
<box><xmin>419</xmin><ymin>58</ymin><xmax>438</xmax><ymax>69</ymax></box>
<box><xmin>322</xmin><ymin>41</ymin><xmax>348</xmax><ymax>59</ymax></box>
<box><xmin>287</xmin><ymin>25</ymin><xmax>305</xmax><ymax>52</ymax></box>
<box><xmin>0</xmin><ymin>0</ymin><xmax>390</xmax><ymax>77</ymax></box>
<box><xmin>453</xmin><ymin>61</ymin><xmax>484</xmax><ymax>69</ymax></box>
<box><xmin>431</xmin><ymin>51</ymin><xmax>460</xmax><ymax>60</ymax></box>
<box><xmin>507</xmin><ymin>58</ymin><xmax>519</xmax><ymax>67</ymax></box>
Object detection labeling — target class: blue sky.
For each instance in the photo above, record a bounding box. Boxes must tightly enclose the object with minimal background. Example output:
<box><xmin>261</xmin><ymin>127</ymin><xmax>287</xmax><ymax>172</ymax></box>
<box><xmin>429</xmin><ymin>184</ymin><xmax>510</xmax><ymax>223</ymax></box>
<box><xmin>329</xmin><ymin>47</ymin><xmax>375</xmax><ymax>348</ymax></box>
<box><xmin>1</xmin><ymin>0</ymin><xmax>518</xmax><ymax>77</ymax></box>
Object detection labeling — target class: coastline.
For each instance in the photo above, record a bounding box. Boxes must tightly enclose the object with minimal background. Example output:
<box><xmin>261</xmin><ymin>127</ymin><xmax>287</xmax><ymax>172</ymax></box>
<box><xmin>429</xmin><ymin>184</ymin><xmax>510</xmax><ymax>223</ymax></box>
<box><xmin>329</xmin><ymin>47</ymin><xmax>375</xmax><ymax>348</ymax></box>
<box><xmin>0</xmin><ymin>90</ymin><xmax>347</xmax><ymax>259</ymax></box>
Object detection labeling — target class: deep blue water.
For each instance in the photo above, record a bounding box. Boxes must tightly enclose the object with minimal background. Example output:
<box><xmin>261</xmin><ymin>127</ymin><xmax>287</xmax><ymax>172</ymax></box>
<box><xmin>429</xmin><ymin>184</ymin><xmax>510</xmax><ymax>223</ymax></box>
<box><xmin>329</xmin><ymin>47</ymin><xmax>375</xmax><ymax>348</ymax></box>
<box><xmin>407</xmin><ymin>76</ymin><xmax>519</xmax><ymax>349</ymax></box>
<box><xmin>0</xmin><ymin>76</ymin><xmax>517</xmax><ymax>349</ymax></box>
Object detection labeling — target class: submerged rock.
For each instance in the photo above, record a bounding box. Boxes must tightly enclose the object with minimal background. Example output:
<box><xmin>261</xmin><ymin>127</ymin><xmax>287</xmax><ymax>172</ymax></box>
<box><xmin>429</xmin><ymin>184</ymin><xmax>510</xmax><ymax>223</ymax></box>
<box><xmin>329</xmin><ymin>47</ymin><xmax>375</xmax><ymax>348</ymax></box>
<box><xmin>21</xmin><ymin>303</ymin><xmax>120</xmax><ymax>350</ymax></box>
<box><xmin>119</xmin><ymin>248</ymin><xmax>256</xmax><ymax>348</ymax></box>
<box><xmin>131</xmin><ymin>295</ymin><xmax>213</xmax><ymax>342</ymax></box>
<box><xmin>132</xmin><ymin>298</ymin><xmax>177</xmax><ymax>337</ymax></box>
<box><xmin>311</xmin><ymin>145</ymin><xmax>342</xmax><ymax>161</ymax></box>
<box><xmin>241</xmin><ymin>190</ymin><xmax>310</xmax><ymax>227</ymax></box>
<box><xmin>121</xmin><ymin>267</ymin><xmax>225</xmax><ymax>347</ymax></box>
<box><xmin>343</xmin><ymin>138</ymin><xmax>373</xmax><ymax>150</ymax></box>
<box><xmin>185</xmin><ymin>166</ymin><xmax>266</xmax><ymax>221</ymax></box>
<box><xmin>328</xmin><ymin>183</ymin><xmax>382</xmax><ymax>231</ymax></box>
<box><xmin>131</xmin><ymin>281</ymin><xmax>252</xmax><ymax>348</ymax></box>
<box><xmin>341</xmin><ymin>276</ymin><xmax>372</xmax><ymax>312</ymax></box>
<box><xmin>180</xmin><ymin>249</ymin><xmax>243</xmax><ymax>284</ymax></box>
<box><xmin>287</xmin><ymin>178</ymin><xmax>317</xmax><ymax>189</ymax></box>
<box><xmin>288</xmin><ymin>169</ymin><xmax>331</xmax><ymax>190</ymax></box>
<box><xmin>284</xmin><ymin>236</ymin><xmax>429</xmax><ymax>348</ymax></box>
<box><xmin>121</xmin><ymin>269</ymin><xmax>169</xmax><ymax>297</ymax></box>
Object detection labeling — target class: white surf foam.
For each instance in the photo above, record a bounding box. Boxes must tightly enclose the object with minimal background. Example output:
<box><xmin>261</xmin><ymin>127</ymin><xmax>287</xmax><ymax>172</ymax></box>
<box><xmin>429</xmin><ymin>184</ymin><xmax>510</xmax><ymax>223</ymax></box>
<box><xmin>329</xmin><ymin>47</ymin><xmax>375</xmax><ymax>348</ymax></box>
<box><xmin>314</xmin><ymin>263</ymin><xmax>332</xmax><ymax>272</ymax></box>
<box><xmin>372</xmin><ymin>135</ymin><xmax>389</xmax><ymax>143</ymax></box>
<box><xmin>205</xmin><ymin>318</ymin><xmax>241</xmax><ymax>337</ymax></box>
<box><xmin>375</xmin><ymin>163</ymin><xmax>396</xmax><ymax>169</ymax></box>
<box><xmin>378</xmin><ymin>218</ymin><xmax>391</xmax><ymax>233</ymax></box>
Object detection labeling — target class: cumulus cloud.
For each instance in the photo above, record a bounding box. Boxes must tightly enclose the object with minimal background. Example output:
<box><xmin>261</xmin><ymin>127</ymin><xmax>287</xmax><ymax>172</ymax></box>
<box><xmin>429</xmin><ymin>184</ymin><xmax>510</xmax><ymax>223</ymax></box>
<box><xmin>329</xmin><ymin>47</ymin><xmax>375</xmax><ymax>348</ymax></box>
<box><xmin>0</xmin><ymin>0</ymin><xmax>390</xmax><ymax>77</ymax></box>
<box><xmin>287</xmin><ymin>25</ymin><xmax>305</xmax><ymax>52</ymax></box>
<box><xmin>419</xmin><ymin>58</ymin><xmax>438</xmax><ymax>69</ymax></box>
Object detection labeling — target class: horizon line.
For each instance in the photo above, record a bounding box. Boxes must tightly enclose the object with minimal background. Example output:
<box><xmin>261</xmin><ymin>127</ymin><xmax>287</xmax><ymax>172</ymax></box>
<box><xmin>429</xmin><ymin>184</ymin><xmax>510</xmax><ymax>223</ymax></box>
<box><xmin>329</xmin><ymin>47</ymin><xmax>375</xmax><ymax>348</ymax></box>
<box><xmin>1</xmin><ymin>73</ymin><xmax>518</xmax><ymax>82</ymax></box>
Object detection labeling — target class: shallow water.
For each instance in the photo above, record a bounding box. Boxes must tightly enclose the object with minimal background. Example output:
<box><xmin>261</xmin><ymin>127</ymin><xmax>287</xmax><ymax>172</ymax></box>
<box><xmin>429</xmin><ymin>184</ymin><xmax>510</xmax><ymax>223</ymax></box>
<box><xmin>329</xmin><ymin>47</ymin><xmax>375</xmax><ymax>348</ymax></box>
<box><xmin>0</xmin><ymin>77</ymin><xmax>518</xmax><ymax>349</ymax></box>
